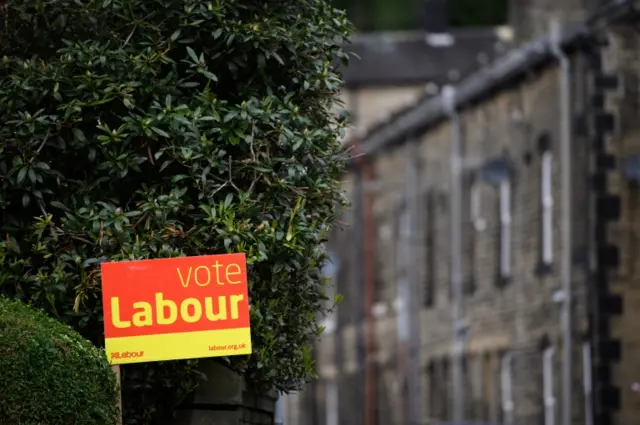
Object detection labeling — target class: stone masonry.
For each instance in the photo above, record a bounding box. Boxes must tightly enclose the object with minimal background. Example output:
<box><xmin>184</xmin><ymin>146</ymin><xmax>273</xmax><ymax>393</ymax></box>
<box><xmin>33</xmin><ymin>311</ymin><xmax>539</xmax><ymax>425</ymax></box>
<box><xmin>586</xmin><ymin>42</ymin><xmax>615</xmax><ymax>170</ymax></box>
<box><xmin>354</xmin><ymin>59</ymin><xmax>592</xmax><ymax>425</ymax></box>
<box><xmin>509</xmin><ymin>0</ymin><xmax>590</xmax><ymax>44</ymax></box>
<box><xmin>299</xmin><ymin>3</ymin><xmax>640</xmax><ymax>425</ymax></box>
<box><xmin>586</xmin><ymin>14</ymin><xmax>640</xmax><ymax>425</ymax></box>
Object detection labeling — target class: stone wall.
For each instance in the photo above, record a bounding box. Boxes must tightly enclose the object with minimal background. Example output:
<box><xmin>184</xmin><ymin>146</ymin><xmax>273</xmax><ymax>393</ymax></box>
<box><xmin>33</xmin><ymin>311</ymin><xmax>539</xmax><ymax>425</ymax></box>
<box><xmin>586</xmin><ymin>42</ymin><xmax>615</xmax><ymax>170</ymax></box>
<box><xmin>170</xmin><ymin>362</ymin><xmax>276</xmax><ymax>425</ymax></box>
<box><xmin>377</xmin><ymin>61</ymin><xmax>590</xmax><ymax>425</ymax></box>
<box><xmin>588</xmin><ymin>18</ymin><xmax>640</xmax><ymax>425</ymax></box>
<box><xmin>309</xmin><ymin>31</ymin><xmax>613</xmax><ymax>425</ymax></box>
<box><xmin>296</xmin><ymin>6</ymin><xmax>640</xmax><ymax>425</ymax></box>
<box><xmin>336</xmin><ymin>85</ymin><xmax>425</xmax><ymax>143</ymax></box>
<box><xmin>508</xmin><ymin>0</ymin><xmax>590</xmax><ymax>44</ymax></box>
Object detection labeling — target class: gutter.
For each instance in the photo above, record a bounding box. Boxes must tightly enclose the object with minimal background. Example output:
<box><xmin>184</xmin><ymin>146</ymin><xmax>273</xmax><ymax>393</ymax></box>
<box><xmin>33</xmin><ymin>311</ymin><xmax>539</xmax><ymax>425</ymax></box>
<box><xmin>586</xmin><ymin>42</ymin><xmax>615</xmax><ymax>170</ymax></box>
<box><xmin>344</xmin><ymin>0</ymin><xmax>640</xmax><ymax>164</ymax></box>
<box><xmin>353</xmin><ymin>23</ymin><xmax>588</xmax><ymax>160</ymax></box>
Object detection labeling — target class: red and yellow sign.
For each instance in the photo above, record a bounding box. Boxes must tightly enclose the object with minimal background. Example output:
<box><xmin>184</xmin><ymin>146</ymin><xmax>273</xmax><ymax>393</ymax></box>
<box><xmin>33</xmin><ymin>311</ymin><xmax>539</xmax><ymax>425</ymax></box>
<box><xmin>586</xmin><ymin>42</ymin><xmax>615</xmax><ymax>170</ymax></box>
<box><xmin>100</xmin><ymin>253</ymin><xmax>252</xmax><ymax>365</ymax></box>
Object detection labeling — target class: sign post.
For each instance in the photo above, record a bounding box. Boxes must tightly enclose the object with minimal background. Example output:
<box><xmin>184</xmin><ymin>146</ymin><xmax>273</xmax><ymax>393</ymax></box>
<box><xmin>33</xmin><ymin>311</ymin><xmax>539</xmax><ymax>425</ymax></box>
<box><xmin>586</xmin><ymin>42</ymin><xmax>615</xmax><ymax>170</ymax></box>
<box><xmin>112</xmin><ymin>365</ymin><xmax>122</xmax><ymax>425</ymax></box>
<box><xmin>100</xmin><ymin>253</ymin><xmax>252</xmax><ymax>418</ymax></box>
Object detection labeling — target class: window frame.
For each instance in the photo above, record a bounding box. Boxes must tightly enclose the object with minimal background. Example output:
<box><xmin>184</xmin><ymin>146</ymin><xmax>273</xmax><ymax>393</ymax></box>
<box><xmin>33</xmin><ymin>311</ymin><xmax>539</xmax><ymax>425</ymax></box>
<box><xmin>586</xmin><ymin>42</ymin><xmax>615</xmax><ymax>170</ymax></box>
<box><xmin>541</xmin><ymin>150</ymin><xmax>554</xmax><ymax>266</ymax></box>
<box><xmin>325</xmin><ymin>379</ymin><xmax>338</xmax><ymax>425</ymax></box>
<box><xmin>543</xmin><ymin>346</ymin><xmax>556</xmax><ymax>425</ymax></box>
<box><xmin>398</xmin><ymin>206</ymin><xmax>411</xmax><ymax>265</ymax></box>
<box><xmin>500</xmin><ymin>352</ymin><xmax>514</xmax><ymax>425</ymax></box>
<box><xmin>424</xmin><ymin>191</ymin><xmax>436</xmax><ymax>306</ymax></box>
<box><xmin>583</xmin><ymin>342</ymin><xmax>593</xmax><ymax>425</ymax></box>
<box><xmin>471</xmin><ymin>180</ymin><xmax>487</xmax><ymax>232</ymax></box>
<box><xmin>464</xmin><ymin>177</ymin><xmax>480</xmax><ymax>294</ymax></box>
<box><xmin>499</xmin><ymin>179</ymin><xmax>512</xmax><ymax>279</ymax></box>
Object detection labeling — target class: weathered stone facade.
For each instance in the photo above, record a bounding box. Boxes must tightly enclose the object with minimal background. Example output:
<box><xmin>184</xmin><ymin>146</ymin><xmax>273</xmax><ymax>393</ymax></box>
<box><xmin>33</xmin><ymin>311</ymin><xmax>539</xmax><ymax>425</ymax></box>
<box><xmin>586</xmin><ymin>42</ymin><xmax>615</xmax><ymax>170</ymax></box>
<box><xmin>325</xmin><ymin>55</ymin><xmax>593</xmax><ymax>425</ymax></box>
<box><xmin>509</xmin><ymin>0</ymin><xmax>590</xmax><ymax>44</ymax></box>
<box><xmin>586</xmin><ymin>15</ymin><xmax>640</xmax><ymax>425</ymax></box>
<box><xmin>286</xmin><ymin>2</ymin><xmax>640</xmax><ymax>425</ymax></box>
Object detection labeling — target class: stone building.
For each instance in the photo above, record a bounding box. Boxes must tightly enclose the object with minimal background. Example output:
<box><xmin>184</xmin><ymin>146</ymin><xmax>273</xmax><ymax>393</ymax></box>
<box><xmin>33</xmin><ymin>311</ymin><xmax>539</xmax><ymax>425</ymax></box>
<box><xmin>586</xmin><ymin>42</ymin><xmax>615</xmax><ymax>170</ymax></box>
<box><xmin>285</xmin><ymin>1</ymin><xmax>640</xmax><ymax>425</ymax></box>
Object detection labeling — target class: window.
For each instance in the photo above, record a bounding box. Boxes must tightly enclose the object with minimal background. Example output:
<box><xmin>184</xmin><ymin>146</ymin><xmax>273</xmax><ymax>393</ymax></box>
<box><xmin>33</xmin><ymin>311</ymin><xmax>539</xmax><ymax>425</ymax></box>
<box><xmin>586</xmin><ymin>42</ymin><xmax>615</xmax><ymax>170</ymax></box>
<box><xmin>482</xmin><ymin>354</ymin><xmax>494</xmax><ymax>421</ymax></box>
<box><xmin>443</xmin><ymin>359</ymin><xmax>451</xmax><ymax>420</ymax></box>
<box><xmin>326</xmin><ymin>379</ymin><xmax>338</xmax><ymax>425</ymax></box>
<box><xmin>465</xmin><ymin>176</ymin><xmax>480</xmax><ymax>294</ymax></box>
<box><xmin>499</xmin><ymin>179</ymin><xmax>512</xmax><ymax>279</ymax></box>
<box><xmin>424</xmin><ymin>191</ymin><xmax>436</xmax><ymax>306</ymax></box>
<box><xmin>395</xmin><ymin>206</ymin><xmax>410</xmax><ymax>329</ymax></box>
<box><xmin>462</xmin><ymin>356</ymin><xmax>473</xmax><ymax>418</ymax></box>
<box><xmin>500</xmin><ymin>352</ymin><xmax>514</xmax><ymax>425</ymax></box>
<box><xmin>480</xmin><ymin>156</ymin><xmax>512</xmax><ymax>284</ymax></box>
<box><xmin>375</xmin><ymin>368</ymin><xmax>392</xmax><ymax>425</ymax></box>
<box><xmin>583</xmin><ymin>343</ymin><xmax>593</xmax><ymax>425</ymax></box>
<box><xmin>307</xmin><ymin>379</ymin><xmax>321</xmax><ymax>425</ymax></box>
<box><xmin>392</xmin><ymin>205</ymin><xmax>409</xmax><ymax>302</ymax></box>
<box><xmin>375</xmin><ymin>215</ymin><xmax>392</xmax><ymax>304</ymax></box>
<box><xmin>470</xmin><ymin>355</ymin><xmax>483</xmax><ymax>418</ymax></box>
<box><xmin>471</xmin><ymin>180</ymin><xmax>487</xmax><ymax>232</ymax></box>
<box><xmin>538</xmin><ymin>131</ymin><xmax>553</xmax><ymax>269</ymax></box>
<box><xmin>427</xmin><ymin>362</ymin><xmax>437</xmax><ymax>420</ymax></box>
<box><xmin>543</xmin><ymin>346</ymin><xmax>556</xmax><ymax>425</ymax></box>
<box><xmin>397</xmin><ymin>278</ymin><xmax>410</xmax><ymax>341</ymax></box>
<box><xmin>321</xmin><ymin>249</ymin><xmax>339</xmax><ymax>334</ymax></box>
<box><xmin>398</xmin><ymin>206</ymin><xmax>411</xmax><ymax>268</ymax></box>
<box><xmin>428</xmin><ymin>360</ymin><xmax>449</xmax><ymax>421</ymax></box>
<box><xmin>541</xmin><ymin>149</ymin><xmax>554</xmax><ymax>265</ymax></box>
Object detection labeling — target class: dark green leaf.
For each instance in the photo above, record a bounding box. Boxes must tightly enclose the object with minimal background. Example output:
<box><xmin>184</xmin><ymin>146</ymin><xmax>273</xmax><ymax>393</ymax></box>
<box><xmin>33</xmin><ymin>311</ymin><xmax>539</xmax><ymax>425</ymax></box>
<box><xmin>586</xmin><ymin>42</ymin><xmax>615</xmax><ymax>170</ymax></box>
<box><xmin>73</xmin><ymin>129</ymin><xmax>86</xmax><ymax>142</ymax></box>
<box><xmin>186</xmin><ymin>46</ymin><xmax>199</xmax><ymax>63</ymax></box>
<box><xmin>150</xmin><ymin>127</ymin><xmax>169</xmax><ymax>138</ymax></box>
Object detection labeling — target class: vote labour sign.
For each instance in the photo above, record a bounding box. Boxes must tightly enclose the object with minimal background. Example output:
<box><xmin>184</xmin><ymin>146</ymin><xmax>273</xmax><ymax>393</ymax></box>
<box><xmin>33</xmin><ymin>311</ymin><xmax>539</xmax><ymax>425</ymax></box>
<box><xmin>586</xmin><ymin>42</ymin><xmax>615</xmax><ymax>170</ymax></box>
<box><xmin>100</xmin><ymin>253</ymin><xmax>252</xmax><ymax>365</ymax></box>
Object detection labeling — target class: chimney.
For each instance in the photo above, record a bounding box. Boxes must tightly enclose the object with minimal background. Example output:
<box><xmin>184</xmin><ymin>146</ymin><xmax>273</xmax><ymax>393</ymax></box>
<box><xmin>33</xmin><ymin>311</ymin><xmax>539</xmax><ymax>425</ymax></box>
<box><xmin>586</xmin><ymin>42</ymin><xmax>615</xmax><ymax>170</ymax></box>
<box><xmin>422</xmin><ymin>0</ymin><xmax>448</xmax><ymax>33</ymax></box>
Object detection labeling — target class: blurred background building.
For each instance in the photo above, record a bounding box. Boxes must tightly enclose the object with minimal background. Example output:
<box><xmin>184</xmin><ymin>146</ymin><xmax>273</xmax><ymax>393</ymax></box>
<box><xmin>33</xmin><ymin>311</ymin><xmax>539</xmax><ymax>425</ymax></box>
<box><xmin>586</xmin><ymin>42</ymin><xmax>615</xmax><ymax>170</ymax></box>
<box><xmin>281</xmin><ymin>1</ymin><xmax>640</xmax><ymax>425</ymax></box>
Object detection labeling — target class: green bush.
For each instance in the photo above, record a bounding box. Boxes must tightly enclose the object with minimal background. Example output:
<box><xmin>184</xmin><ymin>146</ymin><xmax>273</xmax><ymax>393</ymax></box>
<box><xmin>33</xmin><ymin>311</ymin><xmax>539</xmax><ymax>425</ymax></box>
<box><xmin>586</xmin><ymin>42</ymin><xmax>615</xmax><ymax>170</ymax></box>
<box><xmin>0</xmin><ymin>297</ymin><xmax>119</xmax><ymax>425</ymax></box>
<box><xmin>0</xmin><ymin>0</ymin><xmax>352</xmax><ymax>423</ymax></box>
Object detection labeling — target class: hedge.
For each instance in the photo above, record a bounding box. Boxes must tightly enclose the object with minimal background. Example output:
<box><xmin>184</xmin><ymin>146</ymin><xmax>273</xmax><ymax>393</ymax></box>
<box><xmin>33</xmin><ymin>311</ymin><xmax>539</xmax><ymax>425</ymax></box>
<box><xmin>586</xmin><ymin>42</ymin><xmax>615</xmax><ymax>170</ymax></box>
<box><xmin>0</xmin><ymin>297</ymin><xmax>119</xmax><ymax>425</ymax></box>
<box><xmin>0</xmin><ymin>0</ymin><xmax>353</xmax><ymax>423</ymax></box>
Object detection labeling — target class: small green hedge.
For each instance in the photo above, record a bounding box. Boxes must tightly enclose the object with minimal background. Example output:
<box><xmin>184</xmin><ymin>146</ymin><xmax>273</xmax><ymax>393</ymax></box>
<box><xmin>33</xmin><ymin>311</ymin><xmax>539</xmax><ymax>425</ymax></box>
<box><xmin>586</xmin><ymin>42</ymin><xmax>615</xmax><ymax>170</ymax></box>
<box><xmin>0</xmin><ymin>297</ymin><xmax>119</xmax><ymax>425</ymax></box>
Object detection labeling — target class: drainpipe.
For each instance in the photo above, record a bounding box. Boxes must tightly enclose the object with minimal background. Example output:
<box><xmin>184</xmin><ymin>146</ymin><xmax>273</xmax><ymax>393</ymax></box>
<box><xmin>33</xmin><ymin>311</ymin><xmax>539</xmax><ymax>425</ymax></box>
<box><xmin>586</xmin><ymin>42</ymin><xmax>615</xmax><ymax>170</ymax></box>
<box><xmin>443</xmin><ymin>85</ymin><xmax>465</xmax><ymax>421</ymax></box>
<box><xmin>353</xmin><ymin>135</ymin><xmax>377</xmax><ymax>425</ymax></box>
<box><xmin>406</xmin><ymin>139</ymin><xmax>421</xmax><ymax>425</ymax></box>
<box><xmin>550</xmin><ymin>20</ymin><xmax>573</xmax><ymax>425</ymax></box>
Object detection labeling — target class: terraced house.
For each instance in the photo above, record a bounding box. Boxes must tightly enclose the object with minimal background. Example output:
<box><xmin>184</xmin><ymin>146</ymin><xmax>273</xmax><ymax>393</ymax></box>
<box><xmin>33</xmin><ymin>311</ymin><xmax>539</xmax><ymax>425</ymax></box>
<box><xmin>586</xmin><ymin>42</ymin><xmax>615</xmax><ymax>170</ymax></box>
<box><xmin>283</xmin><ymin>1</ymin><xmax>640</xmax><ymax>425</ymax></box>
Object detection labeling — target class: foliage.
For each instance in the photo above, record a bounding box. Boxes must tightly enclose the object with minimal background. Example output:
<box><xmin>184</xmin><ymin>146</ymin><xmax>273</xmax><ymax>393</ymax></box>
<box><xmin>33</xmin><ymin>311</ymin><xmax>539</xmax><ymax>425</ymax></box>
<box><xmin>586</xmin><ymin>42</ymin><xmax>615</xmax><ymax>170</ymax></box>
<box><xmin>0</xmin><ymin>0</ymin><xmax>352</xmax><ymax>423</ymax></box>
<box><xmin>0</xmin><ymin>297</ymin><xmax>119</xmax><ymax>425</ymax></box>
<box><xmin>448</xmin><ymin>0</ymin><xmax>509</xmax><ymax>27</ymax></box>
<box><xmin>334</xmin><ymin>0</ymin><xmax>508</xmax><ymax>31</ymax></box>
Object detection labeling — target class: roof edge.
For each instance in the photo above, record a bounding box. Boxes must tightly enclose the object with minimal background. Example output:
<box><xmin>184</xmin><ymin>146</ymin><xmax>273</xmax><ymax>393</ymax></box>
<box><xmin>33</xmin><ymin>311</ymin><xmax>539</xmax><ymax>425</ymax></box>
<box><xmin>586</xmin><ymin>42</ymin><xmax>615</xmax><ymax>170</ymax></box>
<box><xmin>360</xmin><ymin>23</ymin><xmax>589</xmax><ymax>157</ymax></box>
<box><xmin>347</xmin><ymin>25</ymin><xmax>512</xmax><ymax>43</ymax></box>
